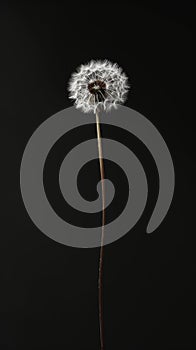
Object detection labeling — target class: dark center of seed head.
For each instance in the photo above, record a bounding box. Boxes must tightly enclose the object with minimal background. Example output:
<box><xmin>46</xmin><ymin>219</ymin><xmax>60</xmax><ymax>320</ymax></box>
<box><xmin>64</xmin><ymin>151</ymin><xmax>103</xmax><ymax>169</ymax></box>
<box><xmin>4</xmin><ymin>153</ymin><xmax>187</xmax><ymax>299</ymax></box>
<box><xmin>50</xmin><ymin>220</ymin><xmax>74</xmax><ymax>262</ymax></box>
<box><xmin>88</xmin><ymin>80</ymin><xmax>106</xmax><ymax>101</ymax></box>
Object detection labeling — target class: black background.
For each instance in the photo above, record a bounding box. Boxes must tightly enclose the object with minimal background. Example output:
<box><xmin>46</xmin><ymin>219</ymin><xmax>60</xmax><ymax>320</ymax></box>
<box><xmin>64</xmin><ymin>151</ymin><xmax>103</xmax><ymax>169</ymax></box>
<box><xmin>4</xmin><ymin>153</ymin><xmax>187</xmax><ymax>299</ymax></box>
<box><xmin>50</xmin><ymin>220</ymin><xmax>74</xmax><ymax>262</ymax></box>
<box><xmin>0</xmin><ymin>1</ymin><xmax>193</xmax><ymax>349</ymax></box>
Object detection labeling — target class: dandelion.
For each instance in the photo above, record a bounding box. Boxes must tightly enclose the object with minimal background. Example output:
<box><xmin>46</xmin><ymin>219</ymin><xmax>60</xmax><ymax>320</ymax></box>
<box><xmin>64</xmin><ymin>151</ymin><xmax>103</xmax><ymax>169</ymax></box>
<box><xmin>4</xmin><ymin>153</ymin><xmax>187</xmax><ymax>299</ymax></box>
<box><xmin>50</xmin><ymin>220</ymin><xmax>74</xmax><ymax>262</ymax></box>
<box><xmin>68</xmin><ymin>60</ymin><xmax>129</xmax><ymax>350</ymax></box>
<box><xmin>68</xmin><ymin>59</ymin><xmax>129</xmax><ymax>113</ymax></box>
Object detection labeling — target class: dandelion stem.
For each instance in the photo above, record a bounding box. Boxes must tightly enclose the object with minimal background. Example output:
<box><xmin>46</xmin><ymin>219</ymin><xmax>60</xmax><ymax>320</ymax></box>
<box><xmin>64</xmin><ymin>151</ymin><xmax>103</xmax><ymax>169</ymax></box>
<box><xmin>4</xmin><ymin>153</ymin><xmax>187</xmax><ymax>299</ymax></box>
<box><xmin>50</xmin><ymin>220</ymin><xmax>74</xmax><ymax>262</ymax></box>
<box><xmin>96</xmin><ymin>111</ymin><xmax>105</xmax><ymax>350</ymax></box>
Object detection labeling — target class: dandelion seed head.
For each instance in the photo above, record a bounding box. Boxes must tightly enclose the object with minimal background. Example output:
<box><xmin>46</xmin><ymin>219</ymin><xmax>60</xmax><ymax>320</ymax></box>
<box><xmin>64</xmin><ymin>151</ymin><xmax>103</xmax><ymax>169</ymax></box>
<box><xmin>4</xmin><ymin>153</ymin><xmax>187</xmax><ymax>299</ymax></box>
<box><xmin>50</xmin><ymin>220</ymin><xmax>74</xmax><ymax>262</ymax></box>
<box><xmin>68</xmin><ymin>60</ymin><xmax>129</xmax><ymax>113</ymax></box>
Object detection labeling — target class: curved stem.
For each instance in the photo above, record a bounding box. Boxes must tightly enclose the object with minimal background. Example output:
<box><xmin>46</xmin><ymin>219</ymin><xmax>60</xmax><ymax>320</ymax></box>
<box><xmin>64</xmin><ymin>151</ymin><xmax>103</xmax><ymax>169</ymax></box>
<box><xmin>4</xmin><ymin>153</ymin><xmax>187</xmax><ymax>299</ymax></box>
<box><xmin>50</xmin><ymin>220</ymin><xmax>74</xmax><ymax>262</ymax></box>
<box><xmin>96</xmin><ymin>111</ymin><xmax>105</xmax><ymax>350</ymax></box>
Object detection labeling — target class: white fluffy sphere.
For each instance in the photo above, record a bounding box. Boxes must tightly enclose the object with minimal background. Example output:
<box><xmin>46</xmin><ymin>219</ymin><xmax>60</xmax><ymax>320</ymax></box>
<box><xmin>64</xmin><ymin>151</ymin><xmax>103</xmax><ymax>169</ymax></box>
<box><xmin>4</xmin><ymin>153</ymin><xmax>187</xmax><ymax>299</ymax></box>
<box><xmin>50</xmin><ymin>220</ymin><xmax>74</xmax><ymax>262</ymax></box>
<box><xmin>68</xmin><ymin>60</ymin><xmax>129</xmax><ymax>113</ymax></box>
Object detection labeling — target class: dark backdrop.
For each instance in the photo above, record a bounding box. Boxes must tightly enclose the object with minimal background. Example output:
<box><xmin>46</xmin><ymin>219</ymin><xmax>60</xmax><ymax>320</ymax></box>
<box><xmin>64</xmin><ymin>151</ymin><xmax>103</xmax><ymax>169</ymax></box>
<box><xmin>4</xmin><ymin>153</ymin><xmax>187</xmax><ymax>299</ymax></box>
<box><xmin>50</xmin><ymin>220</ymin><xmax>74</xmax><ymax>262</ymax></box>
<box><xmin>0</xmin><ymin>1</ymin><xmax>193</xmax><ymax>349</ymax></box>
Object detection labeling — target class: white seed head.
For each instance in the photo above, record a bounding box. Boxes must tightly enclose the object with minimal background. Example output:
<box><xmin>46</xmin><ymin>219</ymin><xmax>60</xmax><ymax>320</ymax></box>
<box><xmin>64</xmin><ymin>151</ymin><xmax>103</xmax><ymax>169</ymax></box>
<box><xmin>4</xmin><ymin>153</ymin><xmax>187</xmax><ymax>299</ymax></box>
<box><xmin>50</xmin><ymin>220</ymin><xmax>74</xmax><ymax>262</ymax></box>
<box><xmin>68</xmin><ymin>60</ymin><xmax>129</xmax><ymax>113</ymax></box>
